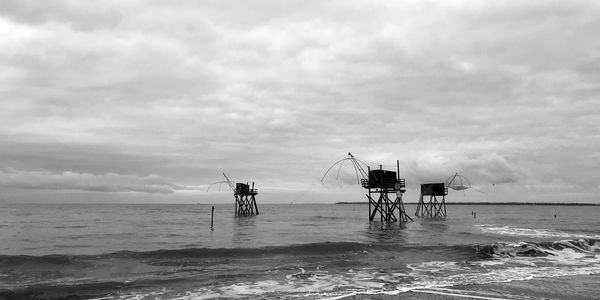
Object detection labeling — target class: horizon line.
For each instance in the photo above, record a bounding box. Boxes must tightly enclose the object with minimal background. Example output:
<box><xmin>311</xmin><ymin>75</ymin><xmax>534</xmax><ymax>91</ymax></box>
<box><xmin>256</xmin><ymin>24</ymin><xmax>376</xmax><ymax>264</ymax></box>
<box><xmin>335</xmin><ymin>201</ymin><xmax>600</xmax><ymax>206</ymax></box>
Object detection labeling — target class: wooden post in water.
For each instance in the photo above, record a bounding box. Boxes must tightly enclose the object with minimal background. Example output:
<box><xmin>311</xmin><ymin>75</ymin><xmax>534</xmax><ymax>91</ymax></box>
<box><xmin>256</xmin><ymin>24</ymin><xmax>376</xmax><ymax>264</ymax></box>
<box><xmin>252</xmin><ymin>182</ymin><xmax>259</xmax><ymax>215</ymax></box>
<box><xmin>211</xmin><ymin>206</ymin><xmax>214</xmax><ymax>230</ymax></box>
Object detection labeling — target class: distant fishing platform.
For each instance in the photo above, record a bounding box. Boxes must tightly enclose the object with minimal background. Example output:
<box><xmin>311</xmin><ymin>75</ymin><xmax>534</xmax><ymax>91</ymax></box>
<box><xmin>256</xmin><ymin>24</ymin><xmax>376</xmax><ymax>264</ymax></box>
<box><xmin>335</xmin><ymin>202</ymin><xmax>600</xmax><ymax>206</ymax></box>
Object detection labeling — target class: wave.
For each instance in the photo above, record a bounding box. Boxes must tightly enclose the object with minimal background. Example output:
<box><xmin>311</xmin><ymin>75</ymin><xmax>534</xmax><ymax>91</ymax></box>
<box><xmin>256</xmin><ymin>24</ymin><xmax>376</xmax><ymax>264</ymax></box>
<box><xmin>2</xmin><ymin>239</ymin><xmax>600</xmax><ymax>300</ymax></box>
<box><xmin>3</xmin><ymin>238</ymin><xmax>597</xmax><ymax>268</ymax></box>
<box><xmin>475</xmin><ymin>238</ymin><xmax>599</xmax><ymax>258</ymax></box>
<box><xmin>169</xmin><ymin>238</ymin><xmax>600</xmax><ymax>300</ymax></box>
<box><xmin>2</xmin><ymin>238</ymin><xmax>597</xmax><ymax>273</ymax></box>
<box><xmin>0</xmin><ymin>243</ymin><xmax>452</xmax><ymax>268</ymax></box>
<box><xmin>0</xmin><ymin>242</ymin><xmax>371</xmax><ymax>266</ymax></box>
<box><xmin>478</xmin><ymin>224</ymin><xmax>600</xmax><ymax>239</ymax></box>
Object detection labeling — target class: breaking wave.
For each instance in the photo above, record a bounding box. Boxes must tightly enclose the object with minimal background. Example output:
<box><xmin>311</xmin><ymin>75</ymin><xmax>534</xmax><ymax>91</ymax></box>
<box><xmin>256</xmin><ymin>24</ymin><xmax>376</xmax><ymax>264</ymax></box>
<box><xmin>2</xmin><ymin>239</ymin><xmax>599</xmax><ymax>299</ymax></box>
<box><xmin>476</xmin><ymin>238</ymin><xmax>599</xmax><ymax>258</ymax></box>
<box><xmin>478</xmin><ymin>224</ymin><xmax>600</xmax><ymax>239</ymax></box>
<box><xmin>0</xmin><ymin>241</ymin><xmax>475</xmax><ymax>268</ymax></box>
<box><xmin>166</xmin><ymin>238</ymin><xmax>600</xmax><ymax>299</ymax></box>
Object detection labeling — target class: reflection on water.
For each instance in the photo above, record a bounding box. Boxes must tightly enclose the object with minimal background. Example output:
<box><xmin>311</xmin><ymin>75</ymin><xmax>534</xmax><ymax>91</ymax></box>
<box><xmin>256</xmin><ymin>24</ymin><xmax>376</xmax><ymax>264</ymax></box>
<box><xmin>419</xmin><ymin>218</ymin><xmax>449</xmax><ymax>232</ymax></box>
<box><xmin>402</xmin><ymin>218</ymin><xmax>453</xmax><ymax>246</ymax></box>
<box><xmin>364</xmin><ymin>222</ymin><xmax>407</xmax><ymax>244</ymax></box>
<box><xmin>234</xmin><ymin>216</ymin><xmax>257</xmax><ymax>227</ymax></box>
<box><xmin>232</xmin><ymin>216</ymin><xmax>257</xmax><ymax>244</ymax></box>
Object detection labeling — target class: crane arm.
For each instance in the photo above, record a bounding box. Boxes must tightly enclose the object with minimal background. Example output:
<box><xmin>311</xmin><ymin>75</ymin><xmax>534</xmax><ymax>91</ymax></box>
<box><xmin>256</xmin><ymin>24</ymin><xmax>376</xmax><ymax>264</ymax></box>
<box><xmin>222</xmin><ymin>173</ymin><xmax>236</xmax><ymax>192</ymax></box>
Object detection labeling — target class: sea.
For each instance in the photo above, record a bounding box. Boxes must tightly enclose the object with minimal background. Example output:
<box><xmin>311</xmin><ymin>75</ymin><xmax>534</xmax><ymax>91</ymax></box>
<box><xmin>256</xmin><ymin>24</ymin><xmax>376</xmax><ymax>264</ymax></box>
<box><xmin>1</xmin><ymin>202</ymin><xmax>599</xmax><ymax>299</ymax></box>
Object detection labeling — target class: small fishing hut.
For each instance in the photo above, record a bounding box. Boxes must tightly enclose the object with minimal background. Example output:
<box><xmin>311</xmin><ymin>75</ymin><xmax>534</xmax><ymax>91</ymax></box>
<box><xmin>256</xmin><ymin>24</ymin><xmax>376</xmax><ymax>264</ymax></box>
<box><xmin>415</xmin><ymin>183</ymin><xmax>447</xmax><ymax>218</ymax></box>
<box><xmin>220</xmin><ymin>173</ymin><xmax>259</xmax><ymax>216</ymax></box>
<box><xmin>233</xmin><ymin>182</ymin><xmax>259</xmax><ymax>216</ymax></box>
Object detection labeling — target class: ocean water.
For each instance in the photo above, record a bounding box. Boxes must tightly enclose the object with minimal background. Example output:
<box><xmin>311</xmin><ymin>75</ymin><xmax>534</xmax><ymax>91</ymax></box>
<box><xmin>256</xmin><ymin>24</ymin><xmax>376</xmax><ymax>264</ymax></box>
<box><xmin>1</xmin><ymin>202</ymin><xmax>599</xmax><ymax>299</ymax></box>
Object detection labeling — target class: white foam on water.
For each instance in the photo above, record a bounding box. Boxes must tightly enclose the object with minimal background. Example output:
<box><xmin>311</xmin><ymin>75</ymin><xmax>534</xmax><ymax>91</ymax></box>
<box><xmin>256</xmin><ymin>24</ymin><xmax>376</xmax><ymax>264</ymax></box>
<box><xmin>129</xmin><ymin>241</ymin><xmax>600</xmax><ymax>300</ymax></box>
<box><xmin>468</xmin><ymin>260</ymin><xmax>506</xmax><ymax>267</ymax></box>
<box><xmin>305</xmin><ymin>289</ymin><xmax>405</xmax><ymax>300</ymax></box>
<box><xmin>591</xmin><ymin>242</ymin><xmax>600</xmax><ymax>252</ymax></box>
<box><xmin>412</xmin><ymin>288</ymin><xmax>510</xmax><ymax>300</ymax></box>
<box><xmin>485</xmin><ymin>239</ymin><xmax>598</xmax><ymax>267</ymax></box>
<box><xmin>407</xmin><ymin>260</ymin><xmax>468</xmax><ymax>274</ymax></box>
<box><xmin>406</xmin><ymin>255</ymin><xmax>600</xmax><ymax>290</ymax></box>
<box><xmin>400</xmin><ymin>239</ymin><xmax>600</xmax><ymax>294</ymax></box>
<box><xmin>561</xmin><ymin>239</ymin><xmax>597</xmax><ymax>254</ymax></box>
<box><xmin>128</xmin><ymin>258</ymin><xmax>600</xmax><ymax>300</ymax></box>
<box><xmin>478</xmin><ymin>225</ymin><xmax>600</xmax><ymax>239</ymax></box>
<box><xmin>171</xmin><ymin>267</ymin><xmax>421</xmax><ymax>299</ymax></box>
<box><xmin>92</xmin><ymin>288</ymin><xmax>170</xmax><ymax>300</ymax></box>
<box><xmin>169</xmin><ymin>252</ymin><xmax>600</xmax><ymax>299</ymax></box>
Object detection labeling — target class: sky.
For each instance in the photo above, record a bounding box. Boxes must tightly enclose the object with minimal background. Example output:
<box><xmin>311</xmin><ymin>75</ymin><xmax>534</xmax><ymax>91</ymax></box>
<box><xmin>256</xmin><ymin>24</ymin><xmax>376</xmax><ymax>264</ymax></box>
<box><xmin>1</xmin><ymin>0</ymin><xmax>599</xmax><ymax>204</ymax></box>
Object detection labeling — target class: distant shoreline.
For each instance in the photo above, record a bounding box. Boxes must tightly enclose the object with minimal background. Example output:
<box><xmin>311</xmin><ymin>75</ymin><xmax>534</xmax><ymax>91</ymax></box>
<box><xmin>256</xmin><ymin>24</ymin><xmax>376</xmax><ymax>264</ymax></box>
<box><xmin>335</xmin><ymin>201</ymin><xmax>600</xmax><ymax>206</ymax></box>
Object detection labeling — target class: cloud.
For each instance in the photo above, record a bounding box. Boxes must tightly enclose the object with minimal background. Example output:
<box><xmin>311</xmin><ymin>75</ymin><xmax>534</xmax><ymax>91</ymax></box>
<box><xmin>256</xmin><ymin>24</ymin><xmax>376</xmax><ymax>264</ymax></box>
<box><xmin>0</xmin><ymin>168</ymin><xmax>193</xmax><ymax>194</ymax></box>
<box><xmin>0</xmin><ymin>0</ymin><xmax>124</xmax><ymax>30</ymax></box>
<box><xmin>0</xmin><ymin>1</ymin><xmax>599</xmax><ymax>202</ymax></box>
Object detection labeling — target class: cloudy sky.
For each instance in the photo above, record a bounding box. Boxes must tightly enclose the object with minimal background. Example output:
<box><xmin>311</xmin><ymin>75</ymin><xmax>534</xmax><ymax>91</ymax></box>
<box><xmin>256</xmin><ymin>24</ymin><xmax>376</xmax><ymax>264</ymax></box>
<box><xmin>1</xmin><ymin>0</ymin><xmax>599</xmax><ymax>203</ymax></box>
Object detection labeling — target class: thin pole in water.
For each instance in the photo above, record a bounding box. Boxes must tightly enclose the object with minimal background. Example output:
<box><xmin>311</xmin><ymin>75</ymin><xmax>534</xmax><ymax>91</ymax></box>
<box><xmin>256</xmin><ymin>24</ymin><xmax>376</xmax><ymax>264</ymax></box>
<box><xmin>211</xmin><ymin>206</ymin><xmax>214</xmax><ymax>230</ymax></box>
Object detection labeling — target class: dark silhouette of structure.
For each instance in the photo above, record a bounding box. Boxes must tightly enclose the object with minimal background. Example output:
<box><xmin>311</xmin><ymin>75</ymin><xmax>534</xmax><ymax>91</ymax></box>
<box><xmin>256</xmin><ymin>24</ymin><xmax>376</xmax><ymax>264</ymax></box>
<box><xmin>363</xmin><ymin>162</ymin><xmax>413</xmax><ymax>223</ymax></box>
<box><xmin>226</xmin><ymin>174</ymin><xmax>259</xmax><ymax>216</ymax></box>
<box><xmin>415</xmin><ymin>183</ymin><xmax>447</xmax><ymax>218</ymax></box>
<box><xmin>233</xmin><ymin>182</ymin><xmax>259</xmax><ymax>216</ymax></box>
<box><xmin>209</xmin><ymin>173</ymin><xmax>259</xmax><ymax>216</ymax></box>
<box><xmin>323</xmin><ymin>153</ymin><xmax>412</xmax><ymax>223</ymax></box>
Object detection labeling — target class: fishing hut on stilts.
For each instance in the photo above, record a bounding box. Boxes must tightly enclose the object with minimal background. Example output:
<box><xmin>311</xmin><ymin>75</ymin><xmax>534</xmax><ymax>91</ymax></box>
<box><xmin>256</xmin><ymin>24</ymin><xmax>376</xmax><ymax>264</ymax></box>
<box><xmin>415</xmin><ymin>183</ymin><xmax>447</xmax><ymax>218</ymax></box>
<box><xmin>364</xmin><ymin>162</ymin><xmax>412</xmax><ymax>223</ymax></box>
<box><xmin>209</xmin><ymin>173</ymin><xmax>259</xmax><ymax>216</ymax></box>
<box><xmin>413</xmin><ymin>173</ymin><xmax>473</xmax><ymax>218</ymax></box>
<box><xmin>225</xmin><ymin>174</ymin><xmax>259</xmax><ymax>216</ymax></box>
<box><xmin>322</xmin><ymin>153</ymin><xmax>412</xmax><ymax>223</ymax></box>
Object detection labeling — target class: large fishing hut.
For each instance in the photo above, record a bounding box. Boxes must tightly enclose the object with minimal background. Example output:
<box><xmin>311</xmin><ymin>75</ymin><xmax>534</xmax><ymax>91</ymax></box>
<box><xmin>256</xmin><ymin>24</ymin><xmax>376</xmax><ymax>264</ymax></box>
<box><xmin>364</xmin><ymin>162</ymin><xmax>413</xmax><ymax>223</ymax></box>
<box><xmin>209</xmin><ymin>173</ymin><xmax>259</xmax><ymax>216</ymax></box>
<box><xmin>415</xmin><ymin>183</ymin><xmax>448</xmax><ymax>218</ymax></box>
<box><xmin>322</xmin><ymin>153</ymin><xmax>413</xmax><ymax>223</ymax></box>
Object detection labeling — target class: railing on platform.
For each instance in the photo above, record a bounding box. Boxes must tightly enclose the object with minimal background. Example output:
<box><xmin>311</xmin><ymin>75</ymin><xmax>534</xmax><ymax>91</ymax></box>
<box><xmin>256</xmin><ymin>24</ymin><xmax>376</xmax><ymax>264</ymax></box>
<box><xmin>361</xmin><ymin>178</ymin><xmax>406</xmax><ymax>190</ymax></box>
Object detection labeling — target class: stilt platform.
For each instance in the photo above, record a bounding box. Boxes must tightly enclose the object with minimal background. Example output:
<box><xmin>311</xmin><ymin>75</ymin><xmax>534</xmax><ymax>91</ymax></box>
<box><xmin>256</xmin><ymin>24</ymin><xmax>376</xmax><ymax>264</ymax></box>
<box><xmin>221</xmin><ymin>173</ymin><xmax>259</xmax><ymax>216</ymax></box>
<box><xmin>415</xmin><ymin>183</ymin><xmax>447</xmax><ymax>218</ymax></box>
<box><xmin>363</xmin><ymin>161</ymin><xmax>413</xmax><ymax>223</ymax></box>
<box><xmin>233</xmin><ymin>182</ymin><xmax>259</xmax><ymax>216</ymax></box>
